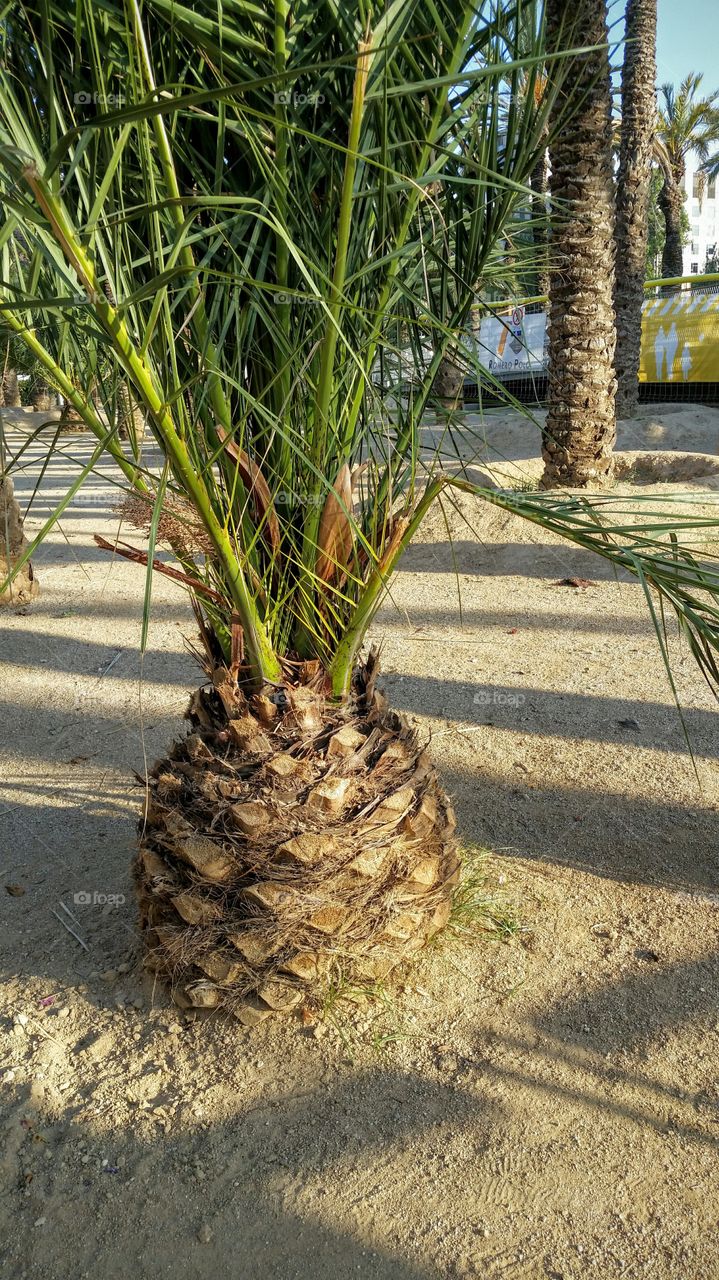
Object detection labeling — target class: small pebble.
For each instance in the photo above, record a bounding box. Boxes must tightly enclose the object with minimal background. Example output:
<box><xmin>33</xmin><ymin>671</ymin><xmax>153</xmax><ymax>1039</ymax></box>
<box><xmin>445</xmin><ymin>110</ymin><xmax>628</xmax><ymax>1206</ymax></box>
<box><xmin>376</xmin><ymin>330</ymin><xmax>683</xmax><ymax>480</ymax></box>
<box><xmin>197</xmin><ymin>1224</ymin><xmax>212</xmax><ymax>1244</ymax></box>
<box><xmin>34</xmin><ymin>1218</ymin><xmax>46</xmax><ymax>1228</ymax></box>
<box><xmin>16</xmin><ymin>1013</ymin><xmax>29</xmax><ymax>1027</ymax></box>
<box><xmin>58</xmin><ymin>1007</ymin><xmax>70</xmax><ymax>1019</ymax></box>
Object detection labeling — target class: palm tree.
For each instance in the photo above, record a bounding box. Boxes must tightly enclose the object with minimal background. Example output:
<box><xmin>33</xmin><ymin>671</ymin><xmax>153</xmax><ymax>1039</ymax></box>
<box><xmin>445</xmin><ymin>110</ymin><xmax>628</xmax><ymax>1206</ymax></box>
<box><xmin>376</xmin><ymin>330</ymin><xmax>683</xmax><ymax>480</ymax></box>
<box><xmin>614</xmin><ymin>0</ymin><xmax>657</xmax><ymax>418</ymax></box>
<box><xmin>31</xmin><ymin>378</ymin><xmax>52</xmax><ymax>412</ymax></box>
<box><xmin>656</xmin><ymin>75</ymin><xmax>719</xmax><ymax>278</ymax></box>
<box><xmin>0</xmin><ymin>474</ymin><xmax>38</xmax><ymax>606</ymax></box>
<box><xmin>0</xmin><ymin>368</ymin><xmax>20</xmax><ymax>407</ymax></box>
<box><xmin>541</xmin><ymin>0</ymin><xmax>617</xmax><ymax>487</ymax></box>
<box><xmin>2</xmin><ymin>0</ymin><xmax>719</xmax><ymax>1020</ymax></box>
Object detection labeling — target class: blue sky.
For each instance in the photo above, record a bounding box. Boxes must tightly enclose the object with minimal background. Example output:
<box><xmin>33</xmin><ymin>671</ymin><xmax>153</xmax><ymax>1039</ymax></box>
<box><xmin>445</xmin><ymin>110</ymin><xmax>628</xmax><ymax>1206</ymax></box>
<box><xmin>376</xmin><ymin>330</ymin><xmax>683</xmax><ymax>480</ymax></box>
<box><xmin>612</xmin><ymin>0</ymin><xmax>718</xmax><ymax>91</ymax></box>
<box><xmin>656</xmin><ymin>0</ymin><xmax>717</xmax><ymax>88</ymax></box>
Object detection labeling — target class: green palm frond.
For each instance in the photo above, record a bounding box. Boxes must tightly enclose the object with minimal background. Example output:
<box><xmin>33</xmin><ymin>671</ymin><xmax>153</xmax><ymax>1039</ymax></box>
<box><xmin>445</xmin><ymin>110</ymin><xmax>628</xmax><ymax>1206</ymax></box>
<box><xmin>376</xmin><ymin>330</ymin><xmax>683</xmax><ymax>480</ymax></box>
<box><xmin>2</xmin><ymin>0</ymin><xmax>719</xmax><ymax>707</ymax></box>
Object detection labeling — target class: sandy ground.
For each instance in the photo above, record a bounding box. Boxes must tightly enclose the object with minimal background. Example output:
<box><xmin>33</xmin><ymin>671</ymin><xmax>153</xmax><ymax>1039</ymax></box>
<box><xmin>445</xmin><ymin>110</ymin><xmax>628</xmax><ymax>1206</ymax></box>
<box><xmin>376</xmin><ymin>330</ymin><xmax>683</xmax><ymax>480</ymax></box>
<box><xmin>1</xmin><ymin>404</ymin><xmax>719</xmax><ymax>1280</ymax></box>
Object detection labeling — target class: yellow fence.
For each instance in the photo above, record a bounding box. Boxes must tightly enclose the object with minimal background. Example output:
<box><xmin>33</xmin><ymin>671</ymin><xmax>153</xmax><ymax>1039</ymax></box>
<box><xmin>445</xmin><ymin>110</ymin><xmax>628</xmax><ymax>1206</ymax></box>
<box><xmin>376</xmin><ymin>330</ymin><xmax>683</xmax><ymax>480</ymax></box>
<box><xmin>477</xmin><ymin>274</ymin><xmax>719</xmax><ymax>385</ymax></box>
<box><xmin>639</xmin><ymin>280</ymin><xmax>719</xmax><ymax>384</ymax></box>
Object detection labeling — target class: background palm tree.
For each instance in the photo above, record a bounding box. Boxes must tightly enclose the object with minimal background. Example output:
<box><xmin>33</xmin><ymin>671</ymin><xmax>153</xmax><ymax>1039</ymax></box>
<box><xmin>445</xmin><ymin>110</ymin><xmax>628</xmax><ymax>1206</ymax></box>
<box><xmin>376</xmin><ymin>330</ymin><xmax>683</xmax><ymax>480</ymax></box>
<box><xmin>656</xmin><ymin>75</ymin><xmax>719</xmax><ymax>278</ymax></box>
<box><xmin>0</xmin><ymin>473</ymin><xmax>38</xmax><ymax>605</ymax></box>
<box><xmin>542</xmin><ymin>0</ymin><xmax>617</xmax><ymax>487</ymax></box>
<box><xmin>0</xmin><ymin>367</ymin><xmax>20</xmax><ymax>407</ymax></box>
<box><xmin>614</xmin><ymin>0</ymin><xmax>657</xmax><ymax>418</ymax></box>
<box><xmin>30</xmin><ymin>377</ymin><xmax>52</xmax><ymax>412</ymax></box>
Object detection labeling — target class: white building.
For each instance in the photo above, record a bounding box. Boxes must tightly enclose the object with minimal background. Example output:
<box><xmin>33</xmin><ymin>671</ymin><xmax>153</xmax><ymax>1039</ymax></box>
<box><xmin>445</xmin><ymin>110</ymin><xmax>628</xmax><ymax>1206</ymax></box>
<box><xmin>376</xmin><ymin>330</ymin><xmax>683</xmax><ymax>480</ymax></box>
<box><xmin>683</xmin><ymin>155</ymin><xmax>718</xmax><ymax>275</ymax></box>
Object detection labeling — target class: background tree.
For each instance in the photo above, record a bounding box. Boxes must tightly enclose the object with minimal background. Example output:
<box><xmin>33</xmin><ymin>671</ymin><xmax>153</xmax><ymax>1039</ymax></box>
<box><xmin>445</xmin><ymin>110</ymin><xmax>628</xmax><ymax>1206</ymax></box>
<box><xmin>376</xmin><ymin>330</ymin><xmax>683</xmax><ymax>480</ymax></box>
<box><xmin>614</xmin><ymin>0</ymin><xmax>657</xmax><ymax>417</ymax></box>
<box><xmin>655</xmin><ymin>75</ymin><xmax>719</xmax><ymax>277</ymax></box>
<box><xmin>30</xmin><ymin>377</ymin><xmax>52</xmax><ymax>411</ymax></box>
<box><xmin>0</xmin><ymin>474</ymin><xmax>38</xmax><ymax>606</ymax></box>
<box><xmin>542</xmin><ymin>0</ymin><xmax>617</xmax><ymax>487</ymax></box>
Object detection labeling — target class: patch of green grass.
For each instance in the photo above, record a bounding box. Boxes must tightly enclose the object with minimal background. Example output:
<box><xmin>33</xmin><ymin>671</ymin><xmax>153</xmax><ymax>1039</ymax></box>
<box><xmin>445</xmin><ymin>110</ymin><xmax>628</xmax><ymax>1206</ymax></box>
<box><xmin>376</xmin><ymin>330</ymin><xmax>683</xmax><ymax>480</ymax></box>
<box><xmin>445</xmin><ymin>845</ymin><xmax>522</xmax><ymax>943</ymax></box>
<box><xmin>314</xmin><ymin>847</ymin><xmax>521</xmax><ymax>1054</ymax></box>
<box><xmin>319</xmin><ymin>968</ymin><xmax>414</xmax><ymax>1058</ymax></box>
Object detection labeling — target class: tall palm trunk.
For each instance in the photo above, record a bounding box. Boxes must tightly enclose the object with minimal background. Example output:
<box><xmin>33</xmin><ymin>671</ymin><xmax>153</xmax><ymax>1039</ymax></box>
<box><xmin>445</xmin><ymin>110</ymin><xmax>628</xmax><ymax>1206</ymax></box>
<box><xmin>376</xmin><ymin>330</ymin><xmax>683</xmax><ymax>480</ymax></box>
<box><xmin>541</xmin><ymin>0</ymin><xmax>617</xmax><ymax>488</ymax></box>
<box><xmin>614</xmin><ymin>0</ymin><xmax>657</xmax><ymax>418</ymax></box>
<box><xmin>659</xmin><ymin>172</ymin><xmax>685</xmax><ymax>277</ymax></box>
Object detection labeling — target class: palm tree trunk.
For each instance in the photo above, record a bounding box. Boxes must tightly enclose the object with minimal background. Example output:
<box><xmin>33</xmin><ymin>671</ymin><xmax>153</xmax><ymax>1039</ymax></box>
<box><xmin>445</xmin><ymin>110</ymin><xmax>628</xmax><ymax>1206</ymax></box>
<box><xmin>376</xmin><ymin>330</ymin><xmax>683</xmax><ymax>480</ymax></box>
<box><xmin>659</xmin><ymin>174</ymin><xmax>685</xmax><ymax>277</ymax></box>
<box><xmin>59</xmin><ymin>399</ymin><xmax>86</xmax><ymax>430</ymax></box>
<box><xmin>0</xmin><ymin>475</ymin><xmax>38</xmax><ymax>606</ymax></box>
<box><xmin>433</xmin><ymin>349</ymin><xmax>464</xmax><ymax>413</ymax></box>
<box><xmin>31</xmin><ymin>379</ymin><xmax>52</xmax><ymax>412</ymax></box>
<box><xmin>614</xmin><ymin>0</ymin><xmax>657</xmax><ymax>418</ymax></box>
<box><xmin>3</xmin><ymin>369</ymin><xmax>21</xmax><ymax>407</ymax></box>
<box><xmin>542</xmin><ymin>0</ymin><xmax>617</xmax><ymax>489</ymax></box>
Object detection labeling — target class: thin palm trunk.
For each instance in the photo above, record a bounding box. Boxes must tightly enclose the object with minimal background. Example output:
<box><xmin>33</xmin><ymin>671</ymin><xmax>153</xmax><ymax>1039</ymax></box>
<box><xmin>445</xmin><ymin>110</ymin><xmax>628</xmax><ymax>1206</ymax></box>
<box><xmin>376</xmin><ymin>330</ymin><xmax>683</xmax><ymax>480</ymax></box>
<box><xmin>659</xmin><ymin>173</ymin><xmax>685</xmax><ymax>277</ymax></box>
<box><xmin>542</xmin><ymin>0</ymin><xmax>617</xmax><ymax>488</ymax></box>
<box><xmin>614</xmin><ymin>0</ymin><xmax>657</xmax><ymax>417</ymax></box>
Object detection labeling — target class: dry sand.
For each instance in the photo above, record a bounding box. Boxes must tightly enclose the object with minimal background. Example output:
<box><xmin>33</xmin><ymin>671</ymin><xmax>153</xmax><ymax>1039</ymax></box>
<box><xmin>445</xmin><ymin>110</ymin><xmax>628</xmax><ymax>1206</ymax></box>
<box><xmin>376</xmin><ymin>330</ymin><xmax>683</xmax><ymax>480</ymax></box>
<box><xmin>1</xmin><ymin>404</ymin><xmax>718</xmax><ymax>1280</ymax></box>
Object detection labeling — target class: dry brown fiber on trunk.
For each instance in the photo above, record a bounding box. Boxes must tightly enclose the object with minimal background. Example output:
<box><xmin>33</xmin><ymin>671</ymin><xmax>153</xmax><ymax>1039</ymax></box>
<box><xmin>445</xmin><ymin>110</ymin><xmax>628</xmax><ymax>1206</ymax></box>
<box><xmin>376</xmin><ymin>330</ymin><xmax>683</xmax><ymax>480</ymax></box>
<box><xmin>136</xmin><ymin>661</ymin><xmax>459</xmax><ymax>1024</ymax></box>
